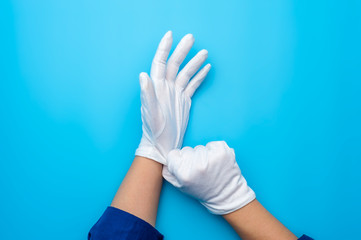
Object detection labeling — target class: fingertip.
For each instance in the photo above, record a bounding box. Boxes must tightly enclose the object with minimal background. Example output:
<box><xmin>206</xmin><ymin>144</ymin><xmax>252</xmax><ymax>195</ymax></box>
<box><xmin>139</xmin><ymin>72</ymin><xmax>147</xmax><ymax>79</ymax></box>
<box><xmin>184</xmin><ymin>33</ymin><xmax>195</xmax><ymax>41</ymax></box>
<box><xmin>164</xmin><ymin>30</ymin><xmax>173</xmax><ymax>39</ymax></box>
<box><xmin>199</xmin><ymin>49</ymin><xmax>208</xmax><ymax>58</ymax></box>
<box><xmin>204</xmin><ymin>63</ymin><xmax>211</xmax><ymax>72</ymax></box>
<box><xmin>139</xmin><ymin>72</ymin><xmax>149</xmax><ymax>89</ymax></box>
<box><xmin>158</xmin><ymin>31</ymin><xmax>173</xmax><ymax>48</ymax></box>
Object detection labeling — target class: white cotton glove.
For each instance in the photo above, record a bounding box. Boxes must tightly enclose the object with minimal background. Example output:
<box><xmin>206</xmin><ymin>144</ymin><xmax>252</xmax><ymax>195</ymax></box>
<box><xmin>163</xmin><ymin>141</ymin><xmax>256</xmax><ymax>215</ymax></box>
<box><xmin>135</xmin><ymin>31</ymin><xmax>211</xmax><ymax>164</ymax></box>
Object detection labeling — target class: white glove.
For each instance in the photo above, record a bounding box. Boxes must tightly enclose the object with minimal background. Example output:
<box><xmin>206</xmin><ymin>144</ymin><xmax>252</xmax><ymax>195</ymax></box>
<box><xmin>163</xmin><ymin>141</ymin><xmax>256</xmax><ymax>215</ymax></box>
<box><xmin>136</xmin><ymin>31</ymin><xmax>211</xmax><ymax>164</ymax></box>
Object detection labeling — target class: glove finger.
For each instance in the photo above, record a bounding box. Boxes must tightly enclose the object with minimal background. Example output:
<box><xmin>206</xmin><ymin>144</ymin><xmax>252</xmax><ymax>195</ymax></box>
<box><xmin>165</xmin><ymin>34</ymin><xmax>195</xmax><ymax>82</ymax></box>
<box><xmin>139</xmin><ymin>72</ymin><xmax>160</xmax><ymax>118</ymax></box>
<box><xmin>175</xmin><ymin>49</ymin><xmax>208</xmax><ymax>89</ymax></box>
<box><xmin>150</xmin><ymin>31</ymin><xmax>173</xmax><ymax>81</ymax></box>
<box><xmin>162</xmin><ymin>166</ymin><xmax>182</xmax><ymax>188</ymax></box>
<box><xmin>163</xmin><ymin>149</ymin><xmax>184</xmax><ymax>188</ymax></box>
<box><xmin>184</xmin><ymin>63</ymin><xmax>211</xmax><ymax>98</ymax></box>
<box><xmin>206</xmin><ymin>141</ymin><xmax>236</xmax><ymax>167</ymax></box>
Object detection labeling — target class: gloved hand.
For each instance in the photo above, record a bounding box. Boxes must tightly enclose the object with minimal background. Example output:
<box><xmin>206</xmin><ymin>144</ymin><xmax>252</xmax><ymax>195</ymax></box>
<box><xmin>163</xmin><ymin>141</ymin><xmax>256</xmax><ymax>215</ymax></box>
<box><xmin>136</xmin><ymin>31</ymin><xmax>211</xmax><ymax>164</ymax></box>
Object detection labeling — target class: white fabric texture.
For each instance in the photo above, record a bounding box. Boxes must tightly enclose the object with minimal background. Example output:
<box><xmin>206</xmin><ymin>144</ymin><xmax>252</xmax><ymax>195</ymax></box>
<box><xmin>136</xmin><ymin>31</ymin><xmax>211</xmax><ymax>164</ymax></box>
<box><xmin>163</xmin><ymin>141</ymin><xmax>256</xmax><ymax>215</ymax></box>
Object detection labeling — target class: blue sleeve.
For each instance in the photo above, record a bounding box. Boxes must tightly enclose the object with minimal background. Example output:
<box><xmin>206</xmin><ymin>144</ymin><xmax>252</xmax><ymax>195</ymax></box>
<box><xmin>89</xmin><ymin>206</ymin><xmax>311</xmax><ymax>240</ymax></box>
<box><xmin>298</xmin><ymin>234</ymin><xmax>313</xmax><ymax>240</ymax></box>
<box><xmin>88</xmin><ymin>206</ymin><xmax>164</xmax><ymax>240</ymax></box>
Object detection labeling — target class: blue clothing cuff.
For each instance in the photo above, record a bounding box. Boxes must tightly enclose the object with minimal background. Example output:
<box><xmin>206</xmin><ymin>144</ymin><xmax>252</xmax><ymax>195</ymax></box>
<box><xmin>89</xmin><ymin>206</ymin><xmax>164</xmax><ymax>240</ymax></box>
<box><xmin>89</xmin><ymin>206</ymin><xmax>311</xmax><ymax>240</ymax></box>
<box><xmin>298</xmin><ymin>234</ymin><xmax>313</xmax><ymax>240</ymax></box>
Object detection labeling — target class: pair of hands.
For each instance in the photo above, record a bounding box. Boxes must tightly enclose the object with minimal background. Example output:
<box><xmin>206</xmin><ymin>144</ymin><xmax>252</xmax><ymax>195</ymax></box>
<box><xmin>135</xmin><ymin>31</ymin><xmax>255</xmax><ymax>215</ymax></box>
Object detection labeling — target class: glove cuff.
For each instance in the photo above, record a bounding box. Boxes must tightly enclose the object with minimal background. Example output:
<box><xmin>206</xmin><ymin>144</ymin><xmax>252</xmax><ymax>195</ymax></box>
<box><xmin>135</xmin><ymin>138</ymin><xmax>166</xmax><ymax>165</ymax></box>
<box><xmin>201</xmin><ymin>175</ymin><xmax>256</xmax><ymax>215</ymax></box>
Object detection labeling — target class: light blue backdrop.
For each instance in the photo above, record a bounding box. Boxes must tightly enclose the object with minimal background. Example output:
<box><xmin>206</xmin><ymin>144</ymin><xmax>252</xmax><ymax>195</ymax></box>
<box><xmin>1</xmin><ymin>0</ymin><xmax>360</xmax><ymax>239</ymax></box>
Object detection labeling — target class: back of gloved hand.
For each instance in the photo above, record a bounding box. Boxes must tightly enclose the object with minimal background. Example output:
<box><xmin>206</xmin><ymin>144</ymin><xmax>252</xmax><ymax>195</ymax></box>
<box><xmin>135</xmin><ymin>31</ymin><xmax>211</xmax><ymax>164</ymax></box>
<box><xmin>163</xmin><ymin>141</ymin><xmax>256</xmax><ymax>215</ymax></box>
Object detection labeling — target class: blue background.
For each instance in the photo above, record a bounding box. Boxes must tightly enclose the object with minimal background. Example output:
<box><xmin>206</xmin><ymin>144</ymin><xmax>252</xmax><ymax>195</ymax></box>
<box><xmin>1</xmin><ymin>0</ymin><xmax>360</xmax><ymax>239</ymax></box>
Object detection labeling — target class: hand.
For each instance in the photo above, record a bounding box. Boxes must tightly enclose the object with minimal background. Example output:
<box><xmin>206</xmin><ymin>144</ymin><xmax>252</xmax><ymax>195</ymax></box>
<box><xmin>136</xmin><ymin>31</ymin><xmax>211</xmax><ymax>164</ymax></box>
<box><xmin>163</xmin><ymin>141</ymin><xmax>256</xmax><ymax>215</ymax></box>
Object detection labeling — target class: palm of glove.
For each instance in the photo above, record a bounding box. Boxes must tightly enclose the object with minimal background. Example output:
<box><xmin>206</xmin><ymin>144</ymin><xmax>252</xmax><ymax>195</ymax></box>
<box><xmin>139</xmin><ymin>79</ymin><xmax>191</xmax><ymax>161</ymax></box>
<box><xmin>136</xmin><ymin>31</ymin><xmax>211</xmax><ymax>164</ymax></box>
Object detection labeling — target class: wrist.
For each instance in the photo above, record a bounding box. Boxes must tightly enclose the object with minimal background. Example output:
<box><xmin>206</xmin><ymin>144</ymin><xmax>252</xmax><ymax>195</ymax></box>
<box><xmin>223</xmin><ymin>199</ymin><xmax>297</xmax><ymax>240</ymax></box>
<box><xmin>111</xmin><ymin>156</ymin><xmax>163</xmax><ymax>226</ymax></box>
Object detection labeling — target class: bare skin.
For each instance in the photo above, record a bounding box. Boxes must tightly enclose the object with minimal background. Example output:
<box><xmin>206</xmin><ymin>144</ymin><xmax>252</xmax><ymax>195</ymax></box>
<box><xmin>223</xmin><ymin>199</ymin><xmax>297</xmax><ymax>240</ymax></box>
<box><xmin>111</xmin><ymin>156</ymin><xmax>163</xmax><ymax>227</ymax></box>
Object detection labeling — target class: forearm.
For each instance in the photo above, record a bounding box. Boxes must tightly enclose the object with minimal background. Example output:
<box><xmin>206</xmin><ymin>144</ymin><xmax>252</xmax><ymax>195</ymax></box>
<box><xmin>111</xmin><ymin>156</ymin><xmax>163</xmax><ymax>226</ymax></box>
<box><xmin>223</xmin><ymin>199</ymin><xmax>297</xmax><ymax>240</ymax></box>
